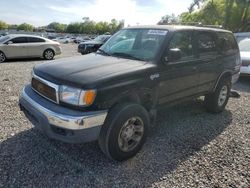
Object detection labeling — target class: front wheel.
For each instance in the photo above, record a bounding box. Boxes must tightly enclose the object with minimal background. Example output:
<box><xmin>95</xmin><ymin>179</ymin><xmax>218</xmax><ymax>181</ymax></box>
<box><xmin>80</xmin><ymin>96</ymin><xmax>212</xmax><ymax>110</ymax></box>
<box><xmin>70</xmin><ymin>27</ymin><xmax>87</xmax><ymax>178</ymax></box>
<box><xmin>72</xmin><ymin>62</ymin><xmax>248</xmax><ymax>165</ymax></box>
<box><xmin>204</xmin><ymin>77</ymin><xmax>231</xmax><ymax>113</ymax></box>
<box><xmin>0</xmin><ymin>51</ymin><xmax>6</xmax><ymax>63</ymax></box>
<box><xmin>98</xmin><ymin>103</ymin><xmax>149</xmax><ymax>161</ymax></box>
<box><xmin>43</xmin><ymin>49</ymin><xmax>54</xmax><ymax>60</ymax></box>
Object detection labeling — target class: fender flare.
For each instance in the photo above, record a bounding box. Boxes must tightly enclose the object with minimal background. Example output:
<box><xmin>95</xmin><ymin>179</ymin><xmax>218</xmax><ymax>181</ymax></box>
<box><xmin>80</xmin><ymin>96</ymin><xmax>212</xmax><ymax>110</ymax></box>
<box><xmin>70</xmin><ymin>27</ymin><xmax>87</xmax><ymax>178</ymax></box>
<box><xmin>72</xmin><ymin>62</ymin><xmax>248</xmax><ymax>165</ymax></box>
<box><xmin>213</xmin><ymin>71</ymin><xmax>232</xmax><ymax>91</ymax></box>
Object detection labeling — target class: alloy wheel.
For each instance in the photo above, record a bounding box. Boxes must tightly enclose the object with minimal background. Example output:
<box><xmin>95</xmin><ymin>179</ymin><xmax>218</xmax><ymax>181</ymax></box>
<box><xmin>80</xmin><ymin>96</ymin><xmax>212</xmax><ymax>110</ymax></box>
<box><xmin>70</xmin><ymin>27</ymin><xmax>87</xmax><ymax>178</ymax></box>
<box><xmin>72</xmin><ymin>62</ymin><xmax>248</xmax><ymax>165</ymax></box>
<box><xmin>118</xmin><ymin>117</ymin><xmax>144</xmax><ymax>152</ymax></box>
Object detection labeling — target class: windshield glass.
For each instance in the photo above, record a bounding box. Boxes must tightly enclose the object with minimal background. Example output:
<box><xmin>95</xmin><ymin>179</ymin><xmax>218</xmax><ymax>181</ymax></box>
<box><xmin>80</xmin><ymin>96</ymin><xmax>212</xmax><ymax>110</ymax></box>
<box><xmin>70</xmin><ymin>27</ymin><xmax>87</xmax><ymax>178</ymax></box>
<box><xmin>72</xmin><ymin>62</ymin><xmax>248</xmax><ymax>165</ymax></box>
<box><xmin>99</xmin><ymin>29</ymin><xmax>168</xmax><ymax>61</ymax></box>
<box><xmin>0</xmin><ymin>36</ymin><xmax>10</xmax><ymax>43</ymax></box>
<box><xmin>239</xmin><ymin>39</ymin><xmax>250</xmax><ymax>52</ymax></box>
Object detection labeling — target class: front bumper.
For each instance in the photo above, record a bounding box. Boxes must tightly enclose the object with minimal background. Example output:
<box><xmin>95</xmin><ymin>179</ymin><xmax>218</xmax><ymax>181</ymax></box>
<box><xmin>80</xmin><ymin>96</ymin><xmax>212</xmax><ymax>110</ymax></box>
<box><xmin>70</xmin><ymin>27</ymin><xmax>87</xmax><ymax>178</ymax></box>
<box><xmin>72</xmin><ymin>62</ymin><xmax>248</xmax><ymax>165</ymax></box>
<box><xmin>240</xmin><ymin>65</ymin><xmax>250</xmax><ymax>75</ymax></box>
<box><xmin>19</xmin><ymin>85</ymin><xmax>108</xmax><ymax>143</ymax></box>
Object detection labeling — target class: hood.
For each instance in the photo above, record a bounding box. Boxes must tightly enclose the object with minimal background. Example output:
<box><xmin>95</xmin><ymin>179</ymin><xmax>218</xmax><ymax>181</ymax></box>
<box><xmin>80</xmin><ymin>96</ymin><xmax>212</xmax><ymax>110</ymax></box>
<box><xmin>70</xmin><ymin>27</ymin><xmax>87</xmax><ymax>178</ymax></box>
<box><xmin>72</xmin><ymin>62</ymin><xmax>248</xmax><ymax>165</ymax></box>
<box><xmin>240</xmin><ymin>51</ymin><xmax>250</xmax><ymax>61</ymax></box>
<box><xmin>80</xmin><ymin>40</ymin><xmax>103</xmax><ymax>45</ymax></box>
<box><xmin>34</xmin><ymin>53</ymin><xmax>153</xmax><ymax>88</ymax></box>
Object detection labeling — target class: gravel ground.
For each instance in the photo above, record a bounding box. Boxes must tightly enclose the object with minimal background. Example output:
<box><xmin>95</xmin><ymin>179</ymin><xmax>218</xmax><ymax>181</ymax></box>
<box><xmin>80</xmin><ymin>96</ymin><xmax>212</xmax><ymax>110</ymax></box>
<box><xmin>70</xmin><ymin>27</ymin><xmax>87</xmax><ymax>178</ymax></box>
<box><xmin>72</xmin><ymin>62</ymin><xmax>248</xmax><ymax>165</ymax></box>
<box><xmin>0</xmin><ymin>44</ymin><xmax>249</xmax><ymax>188</ymax></box>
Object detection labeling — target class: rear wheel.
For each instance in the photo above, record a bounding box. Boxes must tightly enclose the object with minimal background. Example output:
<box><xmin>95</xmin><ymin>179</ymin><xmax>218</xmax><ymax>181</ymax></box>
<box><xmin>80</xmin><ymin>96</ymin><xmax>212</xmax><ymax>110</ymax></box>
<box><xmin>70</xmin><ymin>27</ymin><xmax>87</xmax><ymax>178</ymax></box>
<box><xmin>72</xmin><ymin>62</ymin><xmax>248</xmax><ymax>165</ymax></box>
<box><xmin>0</xmin><ymin>51</ymin><xmax>6</xmax><ymax>63</ymax></box>
<box><xmin>43</xmin><ymin>49</ymin><xmax>54</xmax><ymax>60</ymax></box>
<box><xmin>98</xmin><ymin>103</ymin><xmax>149</xmax><ymax>161</ymax></box>
<box><xmin>204</xmin><ymin>77</ymin><xmax>231</xmax><ymax>113</ymax></box>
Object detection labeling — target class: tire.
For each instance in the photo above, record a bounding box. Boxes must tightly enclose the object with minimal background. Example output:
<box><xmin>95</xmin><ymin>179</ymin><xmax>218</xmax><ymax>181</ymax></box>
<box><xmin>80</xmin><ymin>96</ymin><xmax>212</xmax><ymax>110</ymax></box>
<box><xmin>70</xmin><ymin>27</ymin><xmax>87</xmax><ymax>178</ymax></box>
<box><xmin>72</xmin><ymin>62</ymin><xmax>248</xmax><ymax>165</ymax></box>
<box><xmin>43</xmin><ymin>49</ymin><xmax>54</xmax><ymax>60</ymax></box>
<box><xmin>204</xmin><ymin>77</ymin><xmax>231</xmax><ymax>113</ymax></box>
<box><xmin>0</xmin><ymin>51</ymin><xmax>6</xmax><ymax>63</ymax></box>
<box><xmin>98</xmin><ymin>103</ymin><xmax>150</xmax><ymax>161</ymax></box>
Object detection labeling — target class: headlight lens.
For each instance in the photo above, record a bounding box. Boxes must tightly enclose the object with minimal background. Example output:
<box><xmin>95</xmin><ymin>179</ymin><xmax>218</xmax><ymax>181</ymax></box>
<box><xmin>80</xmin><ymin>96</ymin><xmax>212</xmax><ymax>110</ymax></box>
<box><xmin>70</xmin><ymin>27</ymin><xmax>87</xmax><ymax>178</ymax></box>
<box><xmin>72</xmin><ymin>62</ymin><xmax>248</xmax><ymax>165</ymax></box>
<box><xmin>59</xmin><ymin>85</ymin><xmax>96</xmax><ymax>106</ymax></box>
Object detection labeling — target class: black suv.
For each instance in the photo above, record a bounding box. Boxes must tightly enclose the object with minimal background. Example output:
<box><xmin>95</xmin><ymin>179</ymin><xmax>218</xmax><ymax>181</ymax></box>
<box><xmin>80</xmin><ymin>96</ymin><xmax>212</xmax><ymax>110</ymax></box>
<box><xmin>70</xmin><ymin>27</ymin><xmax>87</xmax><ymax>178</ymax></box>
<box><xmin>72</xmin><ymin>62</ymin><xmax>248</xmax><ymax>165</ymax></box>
<box><xmin>78</xmin><ymin>34</ymin><xmax>111</xmax><ymax>55</ymax></box>
<box><xmin>19</xmin><ymin>25</ymin><xmax>241</xmax><ymax>161</ymax></box>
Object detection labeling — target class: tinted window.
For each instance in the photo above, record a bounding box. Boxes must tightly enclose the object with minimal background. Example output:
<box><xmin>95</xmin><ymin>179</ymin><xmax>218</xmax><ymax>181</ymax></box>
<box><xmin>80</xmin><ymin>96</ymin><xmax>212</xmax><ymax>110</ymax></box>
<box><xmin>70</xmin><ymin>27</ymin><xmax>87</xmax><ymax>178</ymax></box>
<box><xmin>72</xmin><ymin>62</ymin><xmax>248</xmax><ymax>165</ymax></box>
<box><xmin>168</xmin><ymin>31</ymin><xmax>193</xmax><ymax>60</ymax></box>
<box><xmin>197</xmin><ymin>32</ymin><xmax>216</xmax><ymax>55</ymax></box>
<box><xmin>11</xmin><ymin>37</ymin><xmax>28</xmax><ymax>43</ymax></box>
<box><xmin>217</xmin><ymin>32</ymin><xmax>238</xmax><ymax>53</ymax></box>
<box><xmin>28</xmin><ymin>37</ymin><xmax>45</xmax><ymax>43</ymax></box>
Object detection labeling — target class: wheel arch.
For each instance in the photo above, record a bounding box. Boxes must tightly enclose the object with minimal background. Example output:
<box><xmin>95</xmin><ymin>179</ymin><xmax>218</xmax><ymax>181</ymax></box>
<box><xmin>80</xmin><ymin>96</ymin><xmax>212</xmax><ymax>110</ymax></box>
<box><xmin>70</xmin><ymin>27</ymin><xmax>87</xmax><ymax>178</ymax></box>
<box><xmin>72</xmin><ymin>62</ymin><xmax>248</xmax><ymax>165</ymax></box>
<box><xmin>109</xmin><ymin>87</ymin><xmax>157</xmax><ymax>112</ymax></box>
<box><xmin>213</xmin><ymin>71</ymin><xmax>232</xmax><ymax>92</ymax></box>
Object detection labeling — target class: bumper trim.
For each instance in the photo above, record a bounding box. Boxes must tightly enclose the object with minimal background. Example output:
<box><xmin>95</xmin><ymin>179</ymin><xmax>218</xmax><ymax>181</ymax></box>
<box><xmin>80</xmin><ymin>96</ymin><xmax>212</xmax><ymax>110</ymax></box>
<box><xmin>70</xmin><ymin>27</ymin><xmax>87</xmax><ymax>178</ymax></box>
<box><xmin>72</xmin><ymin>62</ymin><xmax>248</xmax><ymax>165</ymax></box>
<box><xmin>20</xmin><ymin>87</ymin><xmax>108</xmax><ymax>130</ymax></box>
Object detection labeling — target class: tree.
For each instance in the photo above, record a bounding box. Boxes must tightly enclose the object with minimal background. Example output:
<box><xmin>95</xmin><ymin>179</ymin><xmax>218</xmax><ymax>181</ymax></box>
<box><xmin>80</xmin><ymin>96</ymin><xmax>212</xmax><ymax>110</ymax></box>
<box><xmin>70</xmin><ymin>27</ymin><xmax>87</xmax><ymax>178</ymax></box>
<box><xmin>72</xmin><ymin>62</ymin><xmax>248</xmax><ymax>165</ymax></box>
<box><xmin>158</xmin><ymin>14</ymin><xmax>179</xmax><ymax>25</ymax></box>
<box><xmin>0</xmin><ymin>21</ymin><xmax>8</xmax><ymax>30</ymax></box>
<box><xmin>179</xmin><ymin>0</ymin><xmax>250</xmax><ymax>32</ymax></box>
<box><xmin>17</xmin><ymin>23</ymin><xmax>33</xmax><ymax>31</ymax></box>
<box><xmin>47</xmin><ymin>22</ymin><xmax>66</xmax><ymax>33</ymax></box>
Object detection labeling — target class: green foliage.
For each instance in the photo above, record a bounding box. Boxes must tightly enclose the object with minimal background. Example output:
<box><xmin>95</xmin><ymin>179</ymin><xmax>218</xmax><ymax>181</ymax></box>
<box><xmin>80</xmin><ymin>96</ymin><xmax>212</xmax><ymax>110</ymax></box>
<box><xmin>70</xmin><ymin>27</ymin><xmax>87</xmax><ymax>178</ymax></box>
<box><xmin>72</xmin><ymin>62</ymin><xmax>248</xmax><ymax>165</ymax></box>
<box><xmin>158</xmin><ymin>14</ymin><xmax>179</xmax><ymax>25</ymax></box>
<box><xmin>179</xmin><ymin>0</ymin><xmax>250</xmax><ymax>32</ymax></box>
<box><xmin>65</xmin><ymin>19</ymin><xmax>124</xmax><ymax>34</ymax></box>
<box><xmin>47</xmin><ymin>22</ymin><xmax>66</xmax><ymax>33</ymax></box>
<box><xmin>17</xmin><ymin>23</ymin><xmax>33</xmax><ymax>31</ymax></box>
<box><xmin>0</xmin><ymin>21</ymin><xmax>8</xmax><ymax>30</ymax></box>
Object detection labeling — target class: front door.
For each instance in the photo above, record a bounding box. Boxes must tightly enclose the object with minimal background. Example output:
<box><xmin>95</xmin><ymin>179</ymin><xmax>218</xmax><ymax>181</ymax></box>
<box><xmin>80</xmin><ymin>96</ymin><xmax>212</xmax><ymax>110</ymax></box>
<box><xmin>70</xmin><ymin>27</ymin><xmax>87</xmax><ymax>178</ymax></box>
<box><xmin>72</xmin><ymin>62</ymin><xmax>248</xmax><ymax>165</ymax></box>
<box><xmin>158</xmin><ymin>30</ymin><xmax>200</xmax><ymax>105</ymax></box>
<box><xmin>4</xmin><ymin>37</ymin><xmax>28</xmax><ymax>58</ymax></box>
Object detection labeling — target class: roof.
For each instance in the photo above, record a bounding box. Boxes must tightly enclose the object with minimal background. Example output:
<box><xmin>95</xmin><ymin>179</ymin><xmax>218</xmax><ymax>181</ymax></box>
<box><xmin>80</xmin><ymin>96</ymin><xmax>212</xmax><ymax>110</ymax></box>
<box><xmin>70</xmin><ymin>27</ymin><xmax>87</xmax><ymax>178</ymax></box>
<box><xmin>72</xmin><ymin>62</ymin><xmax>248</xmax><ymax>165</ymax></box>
<box><xmin>126</xmin><ymin>25</ymin><xmax>231</xmax><ymax>33</ymax></box>
<box><xmin>7</xmin><ymin>34</ymin><xmax>45</xmax><ymax>39</ymax></box>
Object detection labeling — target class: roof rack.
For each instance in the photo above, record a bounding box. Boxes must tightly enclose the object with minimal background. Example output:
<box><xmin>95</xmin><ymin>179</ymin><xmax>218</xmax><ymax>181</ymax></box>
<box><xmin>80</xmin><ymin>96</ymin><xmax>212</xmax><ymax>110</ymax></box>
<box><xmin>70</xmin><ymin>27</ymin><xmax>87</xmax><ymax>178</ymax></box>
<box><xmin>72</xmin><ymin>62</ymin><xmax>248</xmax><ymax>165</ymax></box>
<box><xmin>175</xmin><ymin>22</ymin><xmax>224</xmax><ymax>29</ymax></box>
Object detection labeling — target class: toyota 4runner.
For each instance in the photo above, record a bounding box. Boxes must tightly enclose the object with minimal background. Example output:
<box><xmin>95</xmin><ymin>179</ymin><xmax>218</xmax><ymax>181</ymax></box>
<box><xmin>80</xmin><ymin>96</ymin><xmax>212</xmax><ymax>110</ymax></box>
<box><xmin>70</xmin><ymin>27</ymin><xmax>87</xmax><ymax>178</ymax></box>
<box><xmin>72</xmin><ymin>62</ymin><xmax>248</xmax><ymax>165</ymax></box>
<box><xmin>19</xmin><ymin>25</ymin><xmax>241</xmax><ymax>161</ymax></box>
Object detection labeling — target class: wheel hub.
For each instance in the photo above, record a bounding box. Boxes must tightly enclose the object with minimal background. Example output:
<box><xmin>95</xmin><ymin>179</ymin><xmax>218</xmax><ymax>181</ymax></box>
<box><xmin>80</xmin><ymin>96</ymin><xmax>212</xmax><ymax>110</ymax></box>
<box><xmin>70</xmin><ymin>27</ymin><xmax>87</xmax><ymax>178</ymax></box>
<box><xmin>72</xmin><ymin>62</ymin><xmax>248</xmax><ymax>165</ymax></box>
<box><xmin>118</xmin><ymin>117</ymin><xmax>144</xmax><ymax>152</ymax></box>
<box><xmin>218</xmin><ymin>85</ymin><xmax>228</xmax><ymax>106</ymax></box>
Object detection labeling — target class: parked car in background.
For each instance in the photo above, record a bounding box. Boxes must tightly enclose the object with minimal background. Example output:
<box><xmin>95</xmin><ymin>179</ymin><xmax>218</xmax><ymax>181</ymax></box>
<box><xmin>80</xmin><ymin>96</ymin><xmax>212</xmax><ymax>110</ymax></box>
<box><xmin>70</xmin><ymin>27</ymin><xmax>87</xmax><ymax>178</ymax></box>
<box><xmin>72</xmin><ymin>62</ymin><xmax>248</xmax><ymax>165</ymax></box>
<box><xmin>78</xmin><ymin>34</ymin><xmax>111</xmax><ymax>54</ymax></box>
<box><xmin>74</xmin><ymin>36</ymin><xmax>91</xmax><ymax>44</ymax></box>
<box><xmin>53</xmin><ymin>36</ymin><xmax>74</xmax><ymax>44</ymax></box>
<box><xmin>0</xmin><ymin>34</ymin><xmax>61</xmax><ymax>63</ymax></box>
<box><xmin>238</xmin><ymin>38</ymin><xmax>250</xmax><ymax>75</ymax></box>
<box><xmin>234</xmin><ymin>32</ymin><xmax>250</xmax><ymax>42</ymax></box>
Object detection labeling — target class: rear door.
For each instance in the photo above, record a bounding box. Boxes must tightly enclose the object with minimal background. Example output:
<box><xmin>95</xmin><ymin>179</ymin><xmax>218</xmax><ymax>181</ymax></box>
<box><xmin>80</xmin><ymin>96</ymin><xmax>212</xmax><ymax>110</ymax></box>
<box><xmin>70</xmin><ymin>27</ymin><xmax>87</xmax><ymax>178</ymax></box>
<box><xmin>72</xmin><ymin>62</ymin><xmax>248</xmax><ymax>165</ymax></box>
<box><xmin>194</xmin><ymin>31</ymin><xmax>220</xmax><ymax>93</ymax></box>
<box><xmin>158</xmin><ymin>30</ymin><xmax>200</xmax><ymax>104</ymax></box>
<box><xmin>4</xmin><ymin>37</ymin><xmax>28</xmax><ymax>58</ymax></box>
<box><xmin>26</xmin><ymin>37</ymin><xmax>46</xmax><ymax>57</ymax></box>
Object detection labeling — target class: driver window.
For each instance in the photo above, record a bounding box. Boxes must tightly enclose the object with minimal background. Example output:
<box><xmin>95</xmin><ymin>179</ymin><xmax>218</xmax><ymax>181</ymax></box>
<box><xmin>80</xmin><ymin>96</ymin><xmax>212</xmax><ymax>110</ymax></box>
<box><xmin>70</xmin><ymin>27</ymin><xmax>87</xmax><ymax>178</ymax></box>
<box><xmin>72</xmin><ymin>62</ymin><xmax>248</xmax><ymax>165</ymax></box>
<box><xmin>168</xmin><ymin>31</ymin><xmax>193</xmax><ymax>61</ymax></box>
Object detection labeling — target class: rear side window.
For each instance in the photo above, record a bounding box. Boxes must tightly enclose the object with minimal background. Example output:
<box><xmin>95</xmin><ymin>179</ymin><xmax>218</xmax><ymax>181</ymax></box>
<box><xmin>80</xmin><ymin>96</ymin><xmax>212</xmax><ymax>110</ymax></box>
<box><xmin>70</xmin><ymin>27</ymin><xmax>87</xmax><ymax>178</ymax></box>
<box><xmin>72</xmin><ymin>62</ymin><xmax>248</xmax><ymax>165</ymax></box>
<box><xmin>11</xmin><ymin>37</ymin><xmax>28</xmax><ymax>43</ymax></box>
<box><xmin>217</xmin><ymin>32</ymin><xmax>238</xmax><ymax>54</ymax></box>
<box><xmin>28</xmin><ymin>37</ymin><xmax>45</xmax><ymax>43</ymax></box>
<box><xmin>197</xmin><ymin>32</ymin><xmax>216</xmax><ymax>56</ymax></box>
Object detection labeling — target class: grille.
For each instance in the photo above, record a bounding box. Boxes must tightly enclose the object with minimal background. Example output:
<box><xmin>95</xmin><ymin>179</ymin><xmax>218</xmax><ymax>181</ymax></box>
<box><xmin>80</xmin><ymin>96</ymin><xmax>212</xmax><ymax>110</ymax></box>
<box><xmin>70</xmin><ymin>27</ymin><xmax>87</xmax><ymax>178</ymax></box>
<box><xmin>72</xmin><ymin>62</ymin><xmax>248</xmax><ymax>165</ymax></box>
<box><xmin>242</xmin><ymin>60</ymin><xmax>250</xmax><ymax>67</ymax></box>
<box><xmin>31</xmin><ymin>78</ymin><xmax>57</xmax><ymax>102</ymax></box>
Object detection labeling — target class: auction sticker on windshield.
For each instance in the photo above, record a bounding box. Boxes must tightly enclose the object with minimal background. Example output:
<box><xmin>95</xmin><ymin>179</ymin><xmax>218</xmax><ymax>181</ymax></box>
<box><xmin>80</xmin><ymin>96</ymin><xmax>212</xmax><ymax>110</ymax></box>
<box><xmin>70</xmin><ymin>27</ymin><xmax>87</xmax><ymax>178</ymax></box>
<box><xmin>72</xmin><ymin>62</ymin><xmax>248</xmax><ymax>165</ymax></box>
<box><xmin>148</xmin><ymin>30</ymin><xmax>168</xmax><ymax>35</ymax></box>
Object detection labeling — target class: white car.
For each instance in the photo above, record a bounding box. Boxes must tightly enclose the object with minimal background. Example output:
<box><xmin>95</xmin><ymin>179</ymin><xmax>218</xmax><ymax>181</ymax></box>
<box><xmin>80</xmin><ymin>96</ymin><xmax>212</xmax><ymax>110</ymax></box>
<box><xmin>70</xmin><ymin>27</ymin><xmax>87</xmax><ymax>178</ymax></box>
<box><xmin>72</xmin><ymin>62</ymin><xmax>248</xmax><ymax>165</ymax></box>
<box><xmin>0</xmin><ymin>34</ymin><xmax>61</xmax><ymax>63</ymax></box>
<box><xmin>53</xmin><ymin>37</ymin><xmax>73</xmax><ymax>44</ymax></box>
<box><xmin>239</xmin><ymin>38</ymin><xmax>250</xmax><ymax>75</ymax></box>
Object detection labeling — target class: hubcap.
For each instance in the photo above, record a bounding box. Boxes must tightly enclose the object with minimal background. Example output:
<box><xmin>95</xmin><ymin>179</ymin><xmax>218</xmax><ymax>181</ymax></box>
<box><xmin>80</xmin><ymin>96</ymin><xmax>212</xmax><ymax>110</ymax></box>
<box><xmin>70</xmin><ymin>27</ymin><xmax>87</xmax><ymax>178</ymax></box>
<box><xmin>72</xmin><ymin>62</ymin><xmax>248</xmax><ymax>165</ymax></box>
<box><xmin>218</xmin><ymin>85</ymin><xmax>228</xmax><ymax>106</ymax></box>
<box><xmin>0</xmin><ymin>52</ymin><xmax>5</xmax><ymax>62</ymax></box>
<box><xmin>118</xmin><ymin>117</ymin><xmax>144</xmax><ymax>152</ymax></box>
<box><xmin>45</xmin><ymin>50</ymin><xmax>54</xmax><ymax>60</ymax></box>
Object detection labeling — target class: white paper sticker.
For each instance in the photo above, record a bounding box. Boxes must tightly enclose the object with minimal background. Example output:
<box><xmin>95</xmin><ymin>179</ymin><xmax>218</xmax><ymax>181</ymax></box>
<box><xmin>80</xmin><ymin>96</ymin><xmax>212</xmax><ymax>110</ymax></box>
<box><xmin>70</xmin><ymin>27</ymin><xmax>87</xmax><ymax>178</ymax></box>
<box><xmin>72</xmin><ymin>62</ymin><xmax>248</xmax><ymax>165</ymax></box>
<box><xmin>148</xmin><ymin>30</ymin><xmax>168</xmax><ymax>35</ymax></box>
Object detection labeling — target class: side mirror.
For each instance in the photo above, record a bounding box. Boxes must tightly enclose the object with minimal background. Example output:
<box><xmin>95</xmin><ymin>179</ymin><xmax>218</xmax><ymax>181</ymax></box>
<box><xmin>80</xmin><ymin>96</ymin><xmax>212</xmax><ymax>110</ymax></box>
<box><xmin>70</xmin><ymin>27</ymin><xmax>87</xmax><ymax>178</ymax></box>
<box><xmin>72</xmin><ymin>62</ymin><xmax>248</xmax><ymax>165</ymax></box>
<box><xmin>164</xmin><ymin>48</ymin><xmax>182</xmax><ymax>63</ymax></box>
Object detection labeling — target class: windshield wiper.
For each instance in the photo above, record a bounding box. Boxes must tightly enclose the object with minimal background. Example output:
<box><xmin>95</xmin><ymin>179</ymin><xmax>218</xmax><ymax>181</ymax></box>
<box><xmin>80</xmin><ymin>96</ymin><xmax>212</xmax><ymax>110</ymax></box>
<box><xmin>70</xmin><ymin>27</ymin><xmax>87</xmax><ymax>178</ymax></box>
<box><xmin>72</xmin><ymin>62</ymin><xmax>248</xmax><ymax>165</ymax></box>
<box><xmin>111</xmin><ymin>52</ymin><xmax>144</xmax><ymax>61</ymax></box>
<box><xmin>97</xmin><ymin>49</ymin><xmax>110</xmax><ymax>56</ymax></box>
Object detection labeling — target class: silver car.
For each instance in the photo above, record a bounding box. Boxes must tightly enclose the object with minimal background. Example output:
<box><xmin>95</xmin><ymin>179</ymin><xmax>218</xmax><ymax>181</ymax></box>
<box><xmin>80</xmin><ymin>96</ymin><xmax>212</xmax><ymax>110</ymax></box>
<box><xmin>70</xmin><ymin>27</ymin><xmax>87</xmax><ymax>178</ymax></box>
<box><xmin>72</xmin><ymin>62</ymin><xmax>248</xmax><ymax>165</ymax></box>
<box><xmin>238</xmin><ymin>38</ymin><xmax>250</xmax><ymax>75</ymax></box>
<box><xmin>0</xmin><ymin>34</ymin><xmax>61</xmax><ymax>63</ymax></box>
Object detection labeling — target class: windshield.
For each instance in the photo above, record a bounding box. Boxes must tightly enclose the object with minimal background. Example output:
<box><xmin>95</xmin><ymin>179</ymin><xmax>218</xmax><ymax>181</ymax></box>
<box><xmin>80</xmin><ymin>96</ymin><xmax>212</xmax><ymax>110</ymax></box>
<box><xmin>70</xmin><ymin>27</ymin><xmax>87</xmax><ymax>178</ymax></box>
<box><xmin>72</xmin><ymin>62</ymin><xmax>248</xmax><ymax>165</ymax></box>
<box><xmin>239</xmin><ymin>39</ymin><xmax>250</xmax><ymax>52</ymax></box>
<box><xmin>99</xmin><ymin>28</ymin><xmax>168</xmax><ymax>61</ymax></box>
<box><xmin>0</xmin><ymin>36</ymin><xmax>10</xmax><ymax>43</ymax></box>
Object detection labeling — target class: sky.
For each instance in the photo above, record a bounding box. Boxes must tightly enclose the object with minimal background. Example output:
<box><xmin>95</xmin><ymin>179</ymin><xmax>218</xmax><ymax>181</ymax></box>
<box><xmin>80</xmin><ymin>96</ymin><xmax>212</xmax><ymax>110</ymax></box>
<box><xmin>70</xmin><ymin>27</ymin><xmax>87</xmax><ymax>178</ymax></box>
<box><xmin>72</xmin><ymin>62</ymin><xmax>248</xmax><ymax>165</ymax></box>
<box><xmin>0</xmin><ymin>0</ymin><xmax>193</xmax><ymax>27</ymax></box>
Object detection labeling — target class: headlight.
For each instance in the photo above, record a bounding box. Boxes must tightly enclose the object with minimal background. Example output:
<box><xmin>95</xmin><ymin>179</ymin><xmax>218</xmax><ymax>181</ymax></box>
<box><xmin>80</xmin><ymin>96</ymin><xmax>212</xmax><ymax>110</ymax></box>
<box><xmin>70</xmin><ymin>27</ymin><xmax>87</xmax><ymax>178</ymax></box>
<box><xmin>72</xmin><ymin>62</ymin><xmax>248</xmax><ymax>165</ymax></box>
<box><xmin>59</xmin><ymin>85</ymin><xmax>96</xmax><ymax>106</ymax></box>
